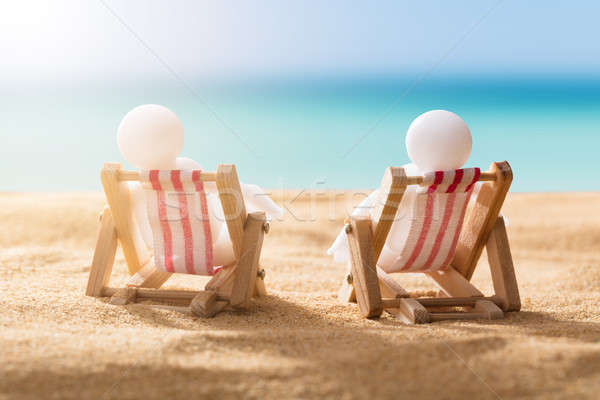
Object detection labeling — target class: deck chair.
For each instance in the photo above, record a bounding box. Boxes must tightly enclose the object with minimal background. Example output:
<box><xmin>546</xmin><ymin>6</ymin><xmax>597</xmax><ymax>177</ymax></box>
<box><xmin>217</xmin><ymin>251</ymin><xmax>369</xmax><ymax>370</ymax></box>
<box><xmin>86</xmin><ymin>163</ymin><xmax>269</xmax><ymax>317</ymax></box>
<box><xmin>338</xmin><ymin>161</ymin><xmax>520</xmax><ymax>323</ymax></box>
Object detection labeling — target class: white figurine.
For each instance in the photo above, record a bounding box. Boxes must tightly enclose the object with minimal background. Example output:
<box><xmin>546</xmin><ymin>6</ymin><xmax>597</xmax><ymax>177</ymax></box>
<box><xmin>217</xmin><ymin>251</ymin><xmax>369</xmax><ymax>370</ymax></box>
<box><xmin>327</xmin><ymin>110</ymin><xmax>472</xmax><ymax>264</ymax></box>
<box><xmin>117</xmin><ymin>104</ymin><xmax>283</xmax><ymax>267</ymax></box>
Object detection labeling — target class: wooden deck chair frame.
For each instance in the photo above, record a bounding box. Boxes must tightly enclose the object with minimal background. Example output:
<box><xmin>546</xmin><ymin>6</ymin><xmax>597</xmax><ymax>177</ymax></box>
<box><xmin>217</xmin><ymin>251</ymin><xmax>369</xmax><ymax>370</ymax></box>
<box><xmin>338</xmin><ymin>161</ymin><xmax>521</xmax><ymax>323</ymax></box>
<box><xmin>86</xmin><ymin>163</ymin><xmax>269</xmax><ymax>317</ymax></box>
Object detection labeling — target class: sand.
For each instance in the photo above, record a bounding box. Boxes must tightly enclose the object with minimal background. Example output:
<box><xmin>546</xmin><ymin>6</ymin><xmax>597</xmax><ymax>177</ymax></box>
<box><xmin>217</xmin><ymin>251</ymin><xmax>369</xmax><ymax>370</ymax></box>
<box><xmin>1</xmin><ymin>191</ymin><xmax>599</xmax><ymax>399</ymax></box>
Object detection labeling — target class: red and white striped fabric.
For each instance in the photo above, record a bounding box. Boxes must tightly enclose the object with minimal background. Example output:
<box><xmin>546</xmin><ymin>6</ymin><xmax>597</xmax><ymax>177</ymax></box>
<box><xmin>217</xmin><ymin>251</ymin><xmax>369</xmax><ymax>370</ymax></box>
<box><xmin>384</xmin><ymin>168</ymin><xmax>480</xmax><ymax>273</ymax></box>
<box><xmin>140</xmin><ymin>170</ymin><xmax>215</xmax><ymax>275</ymax></box>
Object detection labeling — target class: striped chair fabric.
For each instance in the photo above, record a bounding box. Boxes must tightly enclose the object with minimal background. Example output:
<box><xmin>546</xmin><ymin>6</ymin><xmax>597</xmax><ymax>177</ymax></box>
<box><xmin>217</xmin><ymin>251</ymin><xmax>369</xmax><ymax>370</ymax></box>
<box><xmin>381</xmin><ymin>168</ymin><xmax>480</xmax><ymax>273</ymax></box>
<box><xmin>140</xmin><ymin>170</ymin><xmax>215</xmax><ymax>275</ymax></box>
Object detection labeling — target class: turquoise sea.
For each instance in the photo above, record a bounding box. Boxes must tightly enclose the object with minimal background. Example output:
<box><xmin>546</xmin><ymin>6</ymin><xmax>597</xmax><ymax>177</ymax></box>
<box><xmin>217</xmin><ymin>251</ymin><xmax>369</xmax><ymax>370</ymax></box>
<box><xmin>1</xmin><ymin>76</ymin><xmax>599</xmax><ymax>192</ymax></box>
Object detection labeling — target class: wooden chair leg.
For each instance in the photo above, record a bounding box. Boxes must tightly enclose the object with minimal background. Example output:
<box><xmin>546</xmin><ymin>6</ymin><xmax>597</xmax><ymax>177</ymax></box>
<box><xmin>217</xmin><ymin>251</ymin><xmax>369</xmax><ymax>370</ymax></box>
<box><xmin>473</xmin><ymin>299</ymin><xmax>504</xmax><ymax>319</ymax></box>
<box><xmin>338</xmin><ymin>267</ymin><xmax>407</xmax><ymax>304</ymax></box>
<box><xmin>393</xmin><ymin>298</ymin><xmax>430</xmax><ymax>324</ymax></box>
<box><xmin>346</xmin><ymin>217</ymin><xmax>383</xmax><ymax>318</ymax></box>
<box><xmin>109</xmin><ymin>287</ymin><xmax>137</xmax><ymax>305</ymax></box>
<box><xmin>377</xmin><ymin>267</ymin><xmax>409</xmax><ymax>298</ymax></box>
<box><xmin>253</xmin><ymin>268</ymin><xmax>267</xmax><ymax>298</ymax></box>
<box><xmin>338</xmin><ymin>267</ymin><xmax>356</xmax><ymax>303</ymax></box>
<box><xmin>86</xmin><ymin>208</ymin><xmax>118</xmax><ymax>297</ymax></box>
<box><xmin>101</xmin><ymin>163</ymin><xmax>151</xmax><ymax>275</ymax></box>
<box><xmin>487</xmin><ymin>216</ymin><xmax>521</xmax><ymax>312</ymax></box>
<box><xmin>208</xmin><ymin>266</ymin><xmax>268</xmax><ymax>301</ymax></box>
<box><xmin>126</xmin><ymin>262</ymin><xmax>171</xmax><ymax>289</ymax></box>
<box><xmin>190</xmin><ymin>290</ymin><xmax>228</xmax><ymax>318</ymax></box>
<box><xmin>253</xmin><ymin>220</ymin><xmax>270</xmax><ymax>298</ymax></box>
<box><xmin>230</xmin><ymin>212</ymin><xmax>266</xmax><ymax>308</ymax></box>
<box><xmin>426</xmin><ymin>267</ymin><xmax>485</xmax><ymax>298</ymax></box>
<box><xmin>452</xmin><ymin>161</ymin><xmax>513</xmax><ymax>280</ymax></box>
<box><xmin>205</xmin><ymin>264</ymin><xmax>236</xmax><ymax>298</ymax></box>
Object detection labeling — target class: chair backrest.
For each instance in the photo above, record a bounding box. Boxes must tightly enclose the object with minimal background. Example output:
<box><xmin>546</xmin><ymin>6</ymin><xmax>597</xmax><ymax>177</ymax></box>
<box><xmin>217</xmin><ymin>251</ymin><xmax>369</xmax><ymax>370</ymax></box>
<box><xmin>140</xmin><ymin>170</ymin><xmax>214</xmax><ymax>275</ymax></box>
<box><xmin>371</xmin><ymin>162</ymin><xmax>512</xmax><ymax>279</ymax></box>
<box><xmin>100</xmin><ymin>163</ymin><xmax>246</xmax><ymax>277</ymax></box>
<box><xmin>378</xmin><ymin>168</ymin><xmax>481</xmax><ymax>273</ymax></box>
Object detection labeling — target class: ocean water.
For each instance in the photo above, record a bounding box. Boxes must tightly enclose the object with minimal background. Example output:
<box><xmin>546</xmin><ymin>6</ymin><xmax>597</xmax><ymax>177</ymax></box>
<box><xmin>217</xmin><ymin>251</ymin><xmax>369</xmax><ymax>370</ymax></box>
<box><xmin>1</xmin><ymin>76</ymin><xmax>599</xmax><ymax>192</ymax></box>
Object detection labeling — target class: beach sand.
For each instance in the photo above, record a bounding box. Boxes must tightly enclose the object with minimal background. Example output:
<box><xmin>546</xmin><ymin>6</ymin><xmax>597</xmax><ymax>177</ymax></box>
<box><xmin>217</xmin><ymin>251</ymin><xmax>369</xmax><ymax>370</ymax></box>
<box><xmin>1</xmin><ymin>191</ymin><xmax>599</xmax><ymax>399</ymax></box>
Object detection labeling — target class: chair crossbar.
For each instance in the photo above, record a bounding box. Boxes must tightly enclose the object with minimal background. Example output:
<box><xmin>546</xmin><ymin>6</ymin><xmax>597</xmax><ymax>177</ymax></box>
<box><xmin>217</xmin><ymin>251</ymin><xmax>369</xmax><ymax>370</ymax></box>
<box><xmin>118</xmin><ymin>170</ymin><xmax>217</xmax><ymax>182</ymax></box>
<box><xmin>405</xmin><ymin>171</ymin><xmax>496</xmax><ymax>186</ymax></box>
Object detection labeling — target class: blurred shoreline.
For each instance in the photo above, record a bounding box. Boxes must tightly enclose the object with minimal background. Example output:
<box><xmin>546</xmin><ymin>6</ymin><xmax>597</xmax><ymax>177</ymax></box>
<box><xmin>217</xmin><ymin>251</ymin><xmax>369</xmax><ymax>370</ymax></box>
<box><xmin>2</xmin><ymin>76</ymin><xmax>599</xmax><ymax>192</ymax></box>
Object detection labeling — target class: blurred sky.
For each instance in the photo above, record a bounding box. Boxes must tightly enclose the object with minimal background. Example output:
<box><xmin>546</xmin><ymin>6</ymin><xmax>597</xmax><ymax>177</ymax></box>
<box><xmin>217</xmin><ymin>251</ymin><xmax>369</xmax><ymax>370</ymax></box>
<box><xmin>1</xmin><ymin>1</ymin><xmax>599</xmax><ymax>192</ymax></box>
<box><xmin>1</xmin><ymin>0</ymin><xmax>599</xmax><ymax>85</ymax></box>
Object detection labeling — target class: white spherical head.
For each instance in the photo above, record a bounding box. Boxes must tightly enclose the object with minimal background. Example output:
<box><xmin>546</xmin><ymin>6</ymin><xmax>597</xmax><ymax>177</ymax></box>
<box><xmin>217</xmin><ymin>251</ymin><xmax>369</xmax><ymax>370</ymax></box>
<box><xmin>405</xmin><ymin>110</ymin><xmax>472</xmax><ymax>172</ymax></box>
<box><xmin>117</xmin><ymin>104</ymin><xmax>184</xmax><ymax>170</ymax></box>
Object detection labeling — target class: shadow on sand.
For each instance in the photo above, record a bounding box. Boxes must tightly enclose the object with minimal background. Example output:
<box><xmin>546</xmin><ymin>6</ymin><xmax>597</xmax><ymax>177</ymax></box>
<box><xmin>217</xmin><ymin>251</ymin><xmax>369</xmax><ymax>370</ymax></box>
<box><xmin>5</xmin><ymin>295</ymin><xmax>600</xmax><ymax>400</ymax></box>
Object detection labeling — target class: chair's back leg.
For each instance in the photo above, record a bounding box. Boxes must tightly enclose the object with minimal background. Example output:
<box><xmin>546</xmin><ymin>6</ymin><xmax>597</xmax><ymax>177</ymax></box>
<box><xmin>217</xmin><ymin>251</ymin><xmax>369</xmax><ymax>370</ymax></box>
<box><xmin>453</xmin><ymin>161</ymin><xmax>513</xmax><ymax>280</ymax></box>
<box><xmin>101</xmin><ymin>163</ymin><xmax>151</xmax><ymax>275</ymax></box>
<box><xmin>205</xmin><ymin>264</ymin><xmax>236</xmax><ymax>297</ymax></box>
<box><xmin>425</xmin><ymin>267</ymin><xmax>484</xmax><ymax>298</ymax></box>
<box><xmin>371</xmin><ymin>167</ymin><xmax>407</xmax><ymax>262</ymax></box>
<box><xmin>126</xmin><ymin>262</ymin><xmax>171</xmax><ymax>289</ymax></box>
<box><xmin>340</xmin><ymin>167</ymin><xmax>407</xmax><ymax>305</ymax></box>
<box><xmin>216</xmin><ymin>164</ymin><xmax>247</xmax><ymax>259</ymax></box>
<box><xmin>346</xmin><ymin>217</ymin><xmax>383</xmax><ymax>318</ymax></box>
<box><xmin>377</xmin><ymin>267</ymin><xmax>409</xmax><ymax>298</ymax></box>
<box><xmin>86</xmin><ymin>208</ymin><xmax>118</xmax><ymax>297</ymax></box>
<box><xmin>487</xmin><ymin>216</ymin><xmax>521</xmax><ymax>311</ymax></box>
<box><xmin>191</xmin><ymin>291</ymin><xmax>229</xmax><ymax>318</ymax></box>
<box><xmin>229</xmin><ymin>211</ymin><xmax>267</xmax><ymax>308</ymax></box>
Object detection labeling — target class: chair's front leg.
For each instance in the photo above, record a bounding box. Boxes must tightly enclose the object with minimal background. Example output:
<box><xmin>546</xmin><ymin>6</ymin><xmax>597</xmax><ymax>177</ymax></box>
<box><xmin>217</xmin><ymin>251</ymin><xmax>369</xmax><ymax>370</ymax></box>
<box><xmin>86</xmin><ymin>208</ymin><xmax>118</xmax><ymax>297</ymax></box>
<box><xmin>338</xmin><ymin>266</ymin><xmax>357</xmax><ymax>303</ymax></box>
<box><xmin>346</xmin><ymin>216</ymin><xmax>383</xmax><ymax>318</ymax></box>
<box><xmin>229</xmin><ymin>211</ymin><xmax>267</xmax><ymax>308</ymax></box>
<box><xmin>253</xmin><ymin>267</ymin><xmax>267</xmax><ymax>298</ymax></box>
